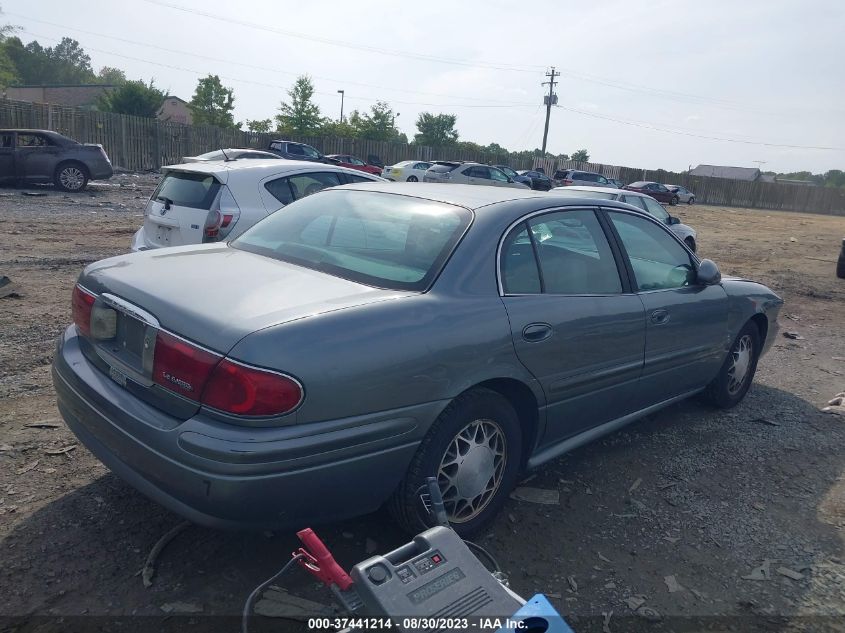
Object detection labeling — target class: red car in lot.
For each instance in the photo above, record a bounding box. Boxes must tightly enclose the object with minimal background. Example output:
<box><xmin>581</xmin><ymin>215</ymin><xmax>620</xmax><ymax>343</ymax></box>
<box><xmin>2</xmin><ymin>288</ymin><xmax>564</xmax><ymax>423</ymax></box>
<box><xmin>325</xmin><ymin>154</ymin><xmax>382</xmax><ymax>176</ymax></box>
<box><xmin>623</xmin><ymin>181</ymin><xmax>680</xmax><ymax>205</ymax></box>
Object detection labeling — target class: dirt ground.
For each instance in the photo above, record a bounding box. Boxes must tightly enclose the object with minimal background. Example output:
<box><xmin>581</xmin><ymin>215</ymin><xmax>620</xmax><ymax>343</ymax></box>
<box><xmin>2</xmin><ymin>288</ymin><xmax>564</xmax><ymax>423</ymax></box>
<box><xmin>1</xmin><ymin>176</ymin><xmax>845</xmax><ymax>632</ymax></box>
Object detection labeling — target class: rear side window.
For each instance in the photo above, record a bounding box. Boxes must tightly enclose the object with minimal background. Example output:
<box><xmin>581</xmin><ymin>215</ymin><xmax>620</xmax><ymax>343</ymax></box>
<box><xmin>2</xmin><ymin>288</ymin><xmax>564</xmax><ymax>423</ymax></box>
<box><xmin>344</xmin><ymin>173</ymin><xmax>376</xmax><ymax>184</ymax></box>
<box><xmin>270</xmin><ymin>142</ymin><xmax>284</xmax><ymax>151</ymax></box>
<box><xmin>501</xmin><ymin>210</ymin><xmax>622</xmax><ymax>295</ymax></box>
<box><xmin>528</xmin><ymin>210</ymin><xmax>622</xmax><ymax>295</ymax></box>
<box><xmin>286</xmin><ymin>144</ymin><xmax>305</xmax><ymax>156</ymax></box>
<box><xmin>17</xmin><ymin>133</ymin><xmax>50</xmax><ymax>147</ymax></box>
<box><xmin>233</xmin><ymin>190</ymin><xmax>471</xmax><ymax>291</ymax></box>
<box><xmin>265</xmin><ymin>172</ymin><xmax>342</xmax><ymax>204</ymax></box>
<box><xmin>152</xmin><ymin>172</ymin><xmax>221</xmax><ymax>209</ymax></box>
<box><xmin>415</xmin><ymin>162</ymin><xmax>432</xmax><ymax>170</ymax></box>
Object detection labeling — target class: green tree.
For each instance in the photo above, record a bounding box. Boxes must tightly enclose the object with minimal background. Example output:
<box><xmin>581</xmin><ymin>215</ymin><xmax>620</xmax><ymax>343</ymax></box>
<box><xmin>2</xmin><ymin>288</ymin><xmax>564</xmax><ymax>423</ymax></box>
<box><xmin>189</xmin><ymin>74</ymin><xmax>237</xmax><ymax>128</ymax></box>
<box><xmin>414</xmin><ymin>112</ymin><xmax>458</xmax><ymax>146</ymax></box>
<box><xmin>246</xmin><ymin>118</ymin><xmax>273</xmax><ymax>133</ymax></box>
<box><xmin>824</xmin><ymin>169</ymin><xmax>845</xmax><ymax>188</ymax></box>
<box><xmin>319</xmin><ymin>118</ymin><xmax>358</xmax><ymax>138</ymax></box>
<box><xmin>98</xmin><ymin>79</ymin><xmax>165</xmax><ymax>118</ymax></box>
<box><xmin>570</xmin><ymin>149</ymin><xmax>590</xmax><ymax>162</ymax></box>
<box><xmin>275</xmin><ymin>75</ymin><xmax>322</xmax><ymax>135</ymax></box>
<box><xmin>97</xmin><ymin>66</ymin><xmax>126</xmax><ymax>84</ymax></box>
<box><xmin>2</xmin><ymin>36</ymin><xmax>95</xmax><ymax>84</ymax></box>
<box><xmin>348</xmin><ymin>101</ymin><xmax>400</xmax><ymax>141</ymax></box>
<box><xmin>0</xmin><ymin>8</ymin><xmax>18</xmax><ymax>89</ymax></box>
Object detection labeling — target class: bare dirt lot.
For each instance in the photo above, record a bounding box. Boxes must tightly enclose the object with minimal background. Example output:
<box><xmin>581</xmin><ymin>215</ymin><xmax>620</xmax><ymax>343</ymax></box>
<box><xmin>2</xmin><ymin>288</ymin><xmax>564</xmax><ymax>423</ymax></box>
<box><xmin>1</xmin><ymin>178</ymin><xmax>845</xmax><ymax>632</ymax></box>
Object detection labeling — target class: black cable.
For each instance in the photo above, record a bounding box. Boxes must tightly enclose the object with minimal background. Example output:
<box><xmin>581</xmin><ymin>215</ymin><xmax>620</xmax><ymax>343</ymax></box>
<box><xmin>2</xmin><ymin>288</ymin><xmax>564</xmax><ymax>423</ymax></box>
<box><xmin>242</xmin><ymin>553</ymin><xmax>306</xmax><ymax>633</ymax></box>
<box><xmin>464</xmin><ymin>540</ymin><xmax>501</xmax><ymax>574</ymax></box>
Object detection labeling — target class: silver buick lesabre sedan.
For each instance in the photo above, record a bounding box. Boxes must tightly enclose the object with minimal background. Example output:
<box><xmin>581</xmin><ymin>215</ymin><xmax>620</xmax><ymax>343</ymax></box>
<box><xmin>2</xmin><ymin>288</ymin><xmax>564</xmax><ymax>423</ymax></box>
<box><xmin>53</xmin><ymin>184</ymin><xmax>783</xmax><ymax>536</ymax></box>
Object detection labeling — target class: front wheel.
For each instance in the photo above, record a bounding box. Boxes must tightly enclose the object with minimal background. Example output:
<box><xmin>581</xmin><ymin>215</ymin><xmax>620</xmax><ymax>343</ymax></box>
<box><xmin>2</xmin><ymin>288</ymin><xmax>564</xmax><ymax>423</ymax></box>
<box><xmin>389</xmin><ymin>388</ymin><xmax>523</xmax><ymax>537</ymax></box>
<box><xmin>703</xmin><ymin>322</ymin><xmax>761</xmax><ymax>408</ymax></box>
<box><xmin>55</xmin><ymin>163</ymin><xmax>89</xmax><ymax>192</ymax></box>
<box><xmin>670</xmin><ymin>196</ymin><xmax>680</xmax><ymax>206</ymax></box>
<box><xmin>688</xmin><ymin>196</ymin><xmax>695</xmax><ymax>205</ymax></box>
<box><xmin>406</xmin><ymin>175</ymin><xmax>418</xmax><ymax>182</ymax></box>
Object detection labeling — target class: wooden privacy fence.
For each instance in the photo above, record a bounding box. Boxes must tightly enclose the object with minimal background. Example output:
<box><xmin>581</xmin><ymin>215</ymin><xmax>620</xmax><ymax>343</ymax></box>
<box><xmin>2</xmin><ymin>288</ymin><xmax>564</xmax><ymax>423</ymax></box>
<box><xmin>2</xmin><ymin>98</ymin><xmax>844</xmax><ymax>215</ymax></box>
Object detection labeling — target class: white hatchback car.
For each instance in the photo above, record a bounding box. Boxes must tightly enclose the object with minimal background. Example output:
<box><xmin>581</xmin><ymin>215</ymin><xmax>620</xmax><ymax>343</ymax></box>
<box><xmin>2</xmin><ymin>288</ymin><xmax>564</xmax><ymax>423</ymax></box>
<box><xmin>131</xmin><ymin>160</ymin><xmax>384</xmax><ymax>251</ymax></box>
<box><xmin>551</xmin><ymin>185</ymin><xmax>699</xmax><ymax>252</ymax></box>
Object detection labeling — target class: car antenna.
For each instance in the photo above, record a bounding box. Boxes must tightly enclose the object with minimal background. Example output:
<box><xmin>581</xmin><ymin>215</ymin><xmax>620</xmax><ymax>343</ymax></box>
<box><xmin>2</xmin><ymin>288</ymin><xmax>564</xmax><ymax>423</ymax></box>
<box><xmin>220</xmin><ymin>148</ymin><xmax>233</xmax><ymax>162</ymax></box>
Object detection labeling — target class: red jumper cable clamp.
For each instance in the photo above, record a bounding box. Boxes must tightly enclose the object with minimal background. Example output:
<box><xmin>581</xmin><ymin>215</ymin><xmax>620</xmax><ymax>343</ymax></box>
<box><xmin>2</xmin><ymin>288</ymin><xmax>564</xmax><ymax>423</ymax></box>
<box><xmin>294</xmin><ymin>528</ymin><xmax>354</xmax><ymax>591</ymax></box>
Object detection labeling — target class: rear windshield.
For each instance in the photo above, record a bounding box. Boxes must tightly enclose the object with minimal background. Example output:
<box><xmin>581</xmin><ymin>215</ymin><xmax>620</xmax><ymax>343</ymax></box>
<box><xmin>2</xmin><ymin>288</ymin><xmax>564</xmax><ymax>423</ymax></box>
<box><xmin>232</xmin><ymin>189</ymin><xmax>472</xmax><ymax>291</ymax></box>
<box><xmin>153</xmin><ymin>171</ymin><xmax>221</xmax><ymax>209</ymax></box>
<box><xmin>429</xmin><ymin>163</ymin><xmax>460</xmax><ymax>173</ymax></box>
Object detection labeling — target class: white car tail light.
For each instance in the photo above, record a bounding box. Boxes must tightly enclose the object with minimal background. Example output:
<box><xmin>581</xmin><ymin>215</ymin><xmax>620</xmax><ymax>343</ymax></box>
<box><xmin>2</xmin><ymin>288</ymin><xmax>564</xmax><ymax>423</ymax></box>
<box><xmin>203</xmin><ymin>186</ymin><xmax>241</xmax><ymax>242</ymax></box>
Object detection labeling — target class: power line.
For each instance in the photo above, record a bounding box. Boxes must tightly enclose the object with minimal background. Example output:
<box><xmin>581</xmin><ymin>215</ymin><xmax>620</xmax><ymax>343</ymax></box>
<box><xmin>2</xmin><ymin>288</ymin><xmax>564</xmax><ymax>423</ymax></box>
<box><xmin>137</xmin><ymin>0</ymin><xmax>545</xmax><ymax>74</ymax></box>
<box><xmin>16</xmin><ymin>29</ymin><xmax>539</xmax><ymax>109</ymax></box>
<box><xmin>6</xmin><ymin>12</ymin><xmax>538</xmax><ymax>106</ymax></box>
<box><xmin>13</xmin><ymin>30</ymin><xmax>840</xmax><ymax>151</ymax></box>
<box><xmin>134</xmin><ymin>0</ymin><xmax>783</xmax><ymax>113</ymax></box>
<box><xmin>555</xmin><ymin>105</ymin><xmax>845</xmax><ymax>151</ymax></box>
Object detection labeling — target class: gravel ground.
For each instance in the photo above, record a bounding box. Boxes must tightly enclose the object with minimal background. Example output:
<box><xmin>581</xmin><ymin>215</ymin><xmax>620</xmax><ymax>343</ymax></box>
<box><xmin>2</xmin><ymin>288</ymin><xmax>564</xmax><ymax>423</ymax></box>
<box><xmin>1</xmin><ymin>176</ymin><xmax>844</xmax><ymax>632</ymax></box>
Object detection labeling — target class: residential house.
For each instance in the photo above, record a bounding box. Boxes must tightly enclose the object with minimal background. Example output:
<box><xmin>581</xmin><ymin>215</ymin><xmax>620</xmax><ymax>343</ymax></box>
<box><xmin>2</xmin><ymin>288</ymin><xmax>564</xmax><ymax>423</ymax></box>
<box><xmin>689</xmin><ymin>164</ymin><xmax>762</xmax><ymax>181</ymax></box>
<box><xmin>4</xmin><ymin>84</ymin><xmax>116</xmax><ymax>108</ymax></box>
<box><xmin>157</xmin><ymin>96</ymin><xmax>192</xmax><ymax>125</ymax></box>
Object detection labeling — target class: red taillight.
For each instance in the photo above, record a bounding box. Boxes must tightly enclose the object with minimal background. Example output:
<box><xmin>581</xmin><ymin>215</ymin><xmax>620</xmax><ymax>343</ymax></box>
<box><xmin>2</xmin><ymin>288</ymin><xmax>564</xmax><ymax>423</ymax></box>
<box><xmin>72</xmin><ymin>284</ymin><xmax>96</xmax><ymax>337</ymax></box>
<box><xmin>202</xmin><ymin>359</ymin><xmax>303</xmax><ymax>417</ymax></box>
<box><xmin>152</xmin><ymin>331</ymin><xmax>220</xmax><ymax>401</ymax></box>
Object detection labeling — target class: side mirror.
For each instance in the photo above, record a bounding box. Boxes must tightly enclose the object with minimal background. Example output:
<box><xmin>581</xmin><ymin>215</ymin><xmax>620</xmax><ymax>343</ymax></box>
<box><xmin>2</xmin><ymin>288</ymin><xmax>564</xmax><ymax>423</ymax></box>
<box><xmin>696</xmin><ymin>259</ymin><xmax>721</xmax><ymax>285</ymax></box>
<box><xmin>668</xmin><ymin>216</ymin><xmax>681</xmax><ymax>225</ymax></box>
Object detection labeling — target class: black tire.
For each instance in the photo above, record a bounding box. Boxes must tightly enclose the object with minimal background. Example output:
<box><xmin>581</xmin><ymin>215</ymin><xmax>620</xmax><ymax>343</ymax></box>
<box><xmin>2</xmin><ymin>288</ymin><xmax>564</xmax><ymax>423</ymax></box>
<box><xmin>684</xmin><ymin>237</ymin><xmax>697</xmax><ymax>253</ymax></box>
<box><xmin>703</xmin><ymin>321</ymin><xmax>761</xmax><ymax>408</ymax></box>
<box><xmin>388</xmin><ymin>388</ymin><xmax>523</xmax><ymax>537</ymax></box>
<box><xmin>54</xmin><ymin>162</ymin><xmax>89</xmax><ymax>192</ymax></box>
<box><xmin>406</xmin><ymin>175</ymin><xmax>418</xmax><ymax>182</ymax></box>
<box><xmin>688</xmin><ymin>196</ymin><xmax>695</xmax><ymax>205</ymax></box>
<box><xmin>670</xmin><ymin>195</ymin><xmax>680</xmax><ymax>206</ymax></box>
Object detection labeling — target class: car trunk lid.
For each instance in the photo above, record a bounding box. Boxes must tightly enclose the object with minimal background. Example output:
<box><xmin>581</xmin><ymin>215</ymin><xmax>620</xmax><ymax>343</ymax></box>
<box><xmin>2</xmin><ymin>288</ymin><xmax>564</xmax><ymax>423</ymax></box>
<box><xmin>76</xmin><ymin>245</ymin><xmax>412</xmax><ymax>419</ymax></box>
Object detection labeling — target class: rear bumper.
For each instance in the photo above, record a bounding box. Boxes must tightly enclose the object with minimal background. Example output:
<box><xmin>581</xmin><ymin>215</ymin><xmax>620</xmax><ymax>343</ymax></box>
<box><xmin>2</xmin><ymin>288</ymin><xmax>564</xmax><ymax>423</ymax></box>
<box><xmin>88</xmin><ymin>160</ymin><xmax>114</xmax><ymax>181</ymax></box>
<box><xmin>52</xmin><ymin>327</ymin><xmax>424</xmax><ymax>530</ymax></box>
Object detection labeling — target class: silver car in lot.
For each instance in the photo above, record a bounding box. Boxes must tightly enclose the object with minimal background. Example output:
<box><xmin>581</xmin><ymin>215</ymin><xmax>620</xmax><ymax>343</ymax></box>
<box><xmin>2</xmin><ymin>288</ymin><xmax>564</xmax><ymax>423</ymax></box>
<box><xmin>666</xmin><ymin>184</ymin><xmax>696</xmax><ymax>204</ymax></box>
<box><xmin>423</xmin><ymin>161</ymin><xmax>529</xmax><ymax>188</ymax></box>
<box><xmin>54</xmin><ymin>184</ymin><xmax>782</xmax><ymax>535</ymax></box>
<box><xmin>551</xmin><ymin>185</ymin><xmax>699</xmax><ymax>252</ymax></box>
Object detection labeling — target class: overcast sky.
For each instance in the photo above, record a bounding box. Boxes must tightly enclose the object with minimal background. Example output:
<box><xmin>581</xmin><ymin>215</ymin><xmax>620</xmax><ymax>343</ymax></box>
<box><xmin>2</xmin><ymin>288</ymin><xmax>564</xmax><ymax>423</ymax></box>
<box><xmin>4</xmin><ymin>0</ymin><xmax>844</xmax><ymax>173</ymax></box>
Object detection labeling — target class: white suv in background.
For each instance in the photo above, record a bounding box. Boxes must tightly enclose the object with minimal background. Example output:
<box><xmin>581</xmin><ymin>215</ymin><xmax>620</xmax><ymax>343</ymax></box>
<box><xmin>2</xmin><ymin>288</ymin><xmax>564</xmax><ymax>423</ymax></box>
<box><xmin>422</xmin><ymin>161</ymin><xmax>529</xmax><ymax>188</ymax></box>
<box><xmin>130</xmin><ymin>160</ymin><xmax>384</xmax><ymax>251</ymax></box>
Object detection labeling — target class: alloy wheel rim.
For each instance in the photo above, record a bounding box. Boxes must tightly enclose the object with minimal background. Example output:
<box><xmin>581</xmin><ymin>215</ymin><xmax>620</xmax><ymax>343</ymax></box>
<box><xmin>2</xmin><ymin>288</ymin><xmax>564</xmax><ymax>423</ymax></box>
<box><xmin>437</xmin><ymin>418</ymin><xmax>507</xmax><ymax>523</ymax></box>
<box><xmin>60</xmin><ymin>167</ymin><xmax>84</xmax><ymax>190</ymax></box>
<box><xmin>727</xmin><ymin>334</ymin><xmax>753</xmax><ymax>395</ymax></box>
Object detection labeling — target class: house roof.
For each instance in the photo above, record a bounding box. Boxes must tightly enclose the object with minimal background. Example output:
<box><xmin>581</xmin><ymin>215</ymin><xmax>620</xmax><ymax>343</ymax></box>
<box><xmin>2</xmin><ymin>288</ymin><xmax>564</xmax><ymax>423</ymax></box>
<box><xmin>162</xmin><ymin>95</ymin><xmax>188</xmax><ymax>104</ymax></box>
<box><xmin>689</xmin><ymin>164</ymin><xmax>761</xmax><ymax>181</ymax></box>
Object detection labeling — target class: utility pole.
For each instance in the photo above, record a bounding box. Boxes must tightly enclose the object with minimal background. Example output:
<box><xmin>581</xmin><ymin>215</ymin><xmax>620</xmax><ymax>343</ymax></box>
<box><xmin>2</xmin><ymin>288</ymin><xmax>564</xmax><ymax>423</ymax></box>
<box><xmin>337</xmin><ymin>90</ymin><xmax>345</xmax><ymax>123</ymax></box>
<box><xmin>541</xmin><ymin>67</ymin><xmax>558</xmax><ymax>154</ymax></box>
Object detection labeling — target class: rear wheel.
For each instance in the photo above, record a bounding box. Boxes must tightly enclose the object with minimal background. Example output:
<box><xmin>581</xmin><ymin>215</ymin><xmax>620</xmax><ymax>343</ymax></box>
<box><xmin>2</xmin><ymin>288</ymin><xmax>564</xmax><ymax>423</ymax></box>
<box><xmin>389</xmin><ymin>388</ymin><xmax>523</xmax><ymax>537</ymax></box>
<box><xmin>703</xmin><ymin>321</ymin><xmax>761</xmax><ymax>408</ymax></box>
<box><xmin>688</xmin><ymin>196</ymin><xmax>695</xmax><ymax>205</ymax></box>
<box><xmin>406</xmin><ymin>175</ymin><xmax>418</xmax><ymax>182</ymax></box>
<box><xmin>54</xmin><ymin>162</ymin><xmax>89</xmax><ymax>192</ymax></box>
<box><xmin>670</xmin><ymin>195</ymin><xmax>680</xmax><ymax>206</ymax></box>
